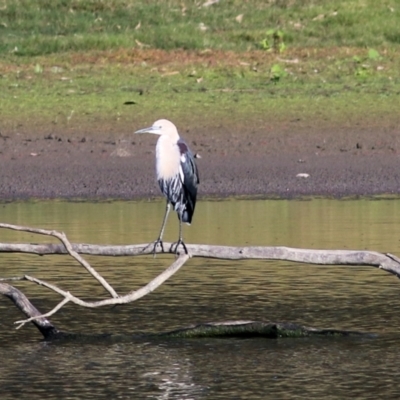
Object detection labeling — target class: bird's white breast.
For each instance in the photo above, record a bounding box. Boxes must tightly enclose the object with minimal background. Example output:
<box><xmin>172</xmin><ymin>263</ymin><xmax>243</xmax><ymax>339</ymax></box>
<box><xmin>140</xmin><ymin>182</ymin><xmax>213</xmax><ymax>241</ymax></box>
<box><xmin>156</xmin><ymin>135</ymin><xmax>181</xmax><ymax>180</ymax></box>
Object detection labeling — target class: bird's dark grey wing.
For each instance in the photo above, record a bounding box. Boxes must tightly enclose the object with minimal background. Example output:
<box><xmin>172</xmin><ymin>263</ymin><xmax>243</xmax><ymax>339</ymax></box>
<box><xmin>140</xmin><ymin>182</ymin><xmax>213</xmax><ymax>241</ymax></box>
<box><xmin>177</xmin><ymin>139</ymin><xmax>199</xmax><ymax>223</ymax></box>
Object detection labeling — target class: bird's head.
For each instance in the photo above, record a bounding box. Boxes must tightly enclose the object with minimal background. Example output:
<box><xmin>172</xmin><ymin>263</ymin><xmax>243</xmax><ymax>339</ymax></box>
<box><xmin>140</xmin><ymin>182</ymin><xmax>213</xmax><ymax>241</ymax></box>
<box><xmin>135</xmin><ymin>119</ymin><xmax>180</xmax><ymax>140</ymax></box>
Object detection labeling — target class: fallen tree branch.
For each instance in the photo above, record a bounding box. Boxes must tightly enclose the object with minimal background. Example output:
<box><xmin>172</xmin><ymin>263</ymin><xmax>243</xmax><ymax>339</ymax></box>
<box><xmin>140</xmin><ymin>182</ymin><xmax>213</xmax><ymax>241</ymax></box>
<box><xmin>0</xmin><ymin>223</ymin><xmax>118</xmax><ymax>298</ymax></box>
<box><xmin>1</xmin><ymin>242</ymin><xmax>400</xmax><ymax>278</ymax></box>
<box><xmin>0</xmin><ymin>282</ymin><xmax>60</xmax><ymax>339</ymax></box>
<box><xmin>11</xmin><ymin>253</ymin><xmax>189</xmax><ymax>328</ymax></box>
<box><xmin>0</xmin><ymin>223</ymin><xmax>191</xmax><ymax>326</ymax></box>
<box><xmin>1</xmin><ymin>222</ymin><xmax>400</xmax><ymax>334</ymax></box>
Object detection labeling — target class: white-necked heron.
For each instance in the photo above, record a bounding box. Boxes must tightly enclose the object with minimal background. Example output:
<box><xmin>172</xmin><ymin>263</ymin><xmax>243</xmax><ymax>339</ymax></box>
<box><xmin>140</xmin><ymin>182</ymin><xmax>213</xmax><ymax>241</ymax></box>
<box><xmin>135</xmin><ymin>119</ymin><xmax>199</xmax><ymax>254</ymax></box>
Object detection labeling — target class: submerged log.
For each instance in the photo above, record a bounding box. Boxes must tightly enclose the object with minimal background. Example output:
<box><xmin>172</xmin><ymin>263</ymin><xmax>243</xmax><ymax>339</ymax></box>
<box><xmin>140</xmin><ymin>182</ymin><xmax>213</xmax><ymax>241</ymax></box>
<box><xmin>0</xmin><ymin>282</ymin><xmax>371</xmax><ymax>341</ymax></box>
<box><xmin>159</xmin><ymin>321</ymin><xmax>369</xmax><ymax>339</ymax></box>
<box><xmin>0</xmin><ymin>282</ymin><xmax>60</xmax><ymax>339</ymax></box>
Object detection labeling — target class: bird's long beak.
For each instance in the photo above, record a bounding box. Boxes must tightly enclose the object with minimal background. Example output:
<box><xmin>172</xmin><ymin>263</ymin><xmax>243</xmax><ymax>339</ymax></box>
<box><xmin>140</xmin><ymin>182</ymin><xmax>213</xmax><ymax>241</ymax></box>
<box><xmin>135</xmin><ymin>125</ymin><xmax>161</xmax><ymax>135</ymax></box>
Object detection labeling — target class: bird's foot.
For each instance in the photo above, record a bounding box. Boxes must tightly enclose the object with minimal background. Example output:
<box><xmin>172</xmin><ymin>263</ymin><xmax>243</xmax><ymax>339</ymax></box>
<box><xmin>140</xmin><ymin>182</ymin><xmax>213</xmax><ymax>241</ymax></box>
<box><xmin>170</xmin><ymin>239</ymin><xmax>188</xmax><ymax>255</ymax></box>
<box><xmin>142</xmin><ymin>239</ymin><xmax>164</xmax><ymax>257</ymax></box>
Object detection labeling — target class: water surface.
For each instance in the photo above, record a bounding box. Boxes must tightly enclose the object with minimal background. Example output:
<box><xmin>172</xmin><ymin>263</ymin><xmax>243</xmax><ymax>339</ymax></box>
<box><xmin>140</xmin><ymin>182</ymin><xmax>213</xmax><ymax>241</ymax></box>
<box><xmin>1</xmin><ymin>198</ymin><xmax>400</xmax><ymax>399</ymax></box>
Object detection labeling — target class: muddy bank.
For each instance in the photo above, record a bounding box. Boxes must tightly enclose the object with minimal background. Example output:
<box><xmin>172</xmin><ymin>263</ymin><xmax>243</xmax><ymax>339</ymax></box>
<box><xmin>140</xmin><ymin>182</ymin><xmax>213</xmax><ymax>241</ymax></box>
<box><xmin>0</xmin><ymin>120</ymin><xmax>399</xmax><ymax>200</ymax></box>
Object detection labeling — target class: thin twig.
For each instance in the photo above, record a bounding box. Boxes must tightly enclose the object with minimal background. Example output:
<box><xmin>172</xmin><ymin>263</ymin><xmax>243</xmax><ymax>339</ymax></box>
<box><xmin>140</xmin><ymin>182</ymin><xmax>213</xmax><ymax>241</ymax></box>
<box><xmin>15</xmin><ymin>297</ymin><xmax>70</xmax><ymax>330</ymax></box>
<box><xmin>0</xmin><ymin>276</ymin><xmax>25</xmax><ymax>282</ymax></box>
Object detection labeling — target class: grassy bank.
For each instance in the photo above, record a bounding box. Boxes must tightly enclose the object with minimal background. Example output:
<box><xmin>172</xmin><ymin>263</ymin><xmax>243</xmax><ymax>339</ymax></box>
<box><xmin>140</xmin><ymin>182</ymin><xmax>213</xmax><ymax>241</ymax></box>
<box><xmin>1</xmin><ymin>1</ymin><xmax>399</xmax><ymax>132</ymax></box>
<box><xmin>1</xmin><ymin>0</ymin><xmax>400</xmax><ymax>55</ymax></box>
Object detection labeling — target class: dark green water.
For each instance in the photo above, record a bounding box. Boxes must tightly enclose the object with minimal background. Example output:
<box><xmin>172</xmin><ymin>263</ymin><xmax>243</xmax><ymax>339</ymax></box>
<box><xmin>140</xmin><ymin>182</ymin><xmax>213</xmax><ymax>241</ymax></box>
<box><xmin>1</xmin><ymin>198</ymin><xmax>400</xmax><ymax>399</ymax></box>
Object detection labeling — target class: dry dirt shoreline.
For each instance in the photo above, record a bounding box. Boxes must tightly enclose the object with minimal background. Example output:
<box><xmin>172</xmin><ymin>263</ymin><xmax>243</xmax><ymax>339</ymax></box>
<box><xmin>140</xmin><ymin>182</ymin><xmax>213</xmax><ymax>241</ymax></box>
<box><xmin>0</xmin><ymin>118</ymin><xmax>399</xmax><ymax>200</ymax></box>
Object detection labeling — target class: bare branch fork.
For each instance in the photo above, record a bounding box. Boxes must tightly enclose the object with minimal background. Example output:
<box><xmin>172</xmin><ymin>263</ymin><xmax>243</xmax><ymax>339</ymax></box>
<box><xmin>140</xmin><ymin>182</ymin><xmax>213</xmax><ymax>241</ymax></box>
<box><xmin>1</xmin><ymin>222</ymin><xmax>400</xmax><ymax>330</ymax></box>
<box><xmin>0</xmin><ymin>222</ymin><xmax>190</xmax><ymax>329</ymax></box>
<box><xmin>0</xmin><ymin>223</ymin><xmax>118</xmax><ymax>298</ymax></box>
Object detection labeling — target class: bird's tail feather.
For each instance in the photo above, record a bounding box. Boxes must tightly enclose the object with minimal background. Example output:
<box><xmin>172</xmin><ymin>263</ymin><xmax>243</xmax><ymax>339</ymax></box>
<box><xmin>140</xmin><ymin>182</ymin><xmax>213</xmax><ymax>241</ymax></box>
<box><xmin>176</xmin><ymin>203</ymin><xmax>194</xmax><ymax>224</ymax></box>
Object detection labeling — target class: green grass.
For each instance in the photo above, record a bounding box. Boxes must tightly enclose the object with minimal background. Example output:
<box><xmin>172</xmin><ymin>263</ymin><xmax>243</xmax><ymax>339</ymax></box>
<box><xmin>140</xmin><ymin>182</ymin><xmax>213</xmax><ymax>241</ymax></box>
<box><xmin>0</xmin><ymin>0</ymin><xmax>399</xmax><ymax>131</ymax></box>
<box><xmin>1</xmin><ymin>0</ymin><xmax>400</xmax><ymax>56</ymax></box>
<box><xmin>1</xmin><ymin>54</ymin><xmax>398</xmax><ymax>133</ymax></box>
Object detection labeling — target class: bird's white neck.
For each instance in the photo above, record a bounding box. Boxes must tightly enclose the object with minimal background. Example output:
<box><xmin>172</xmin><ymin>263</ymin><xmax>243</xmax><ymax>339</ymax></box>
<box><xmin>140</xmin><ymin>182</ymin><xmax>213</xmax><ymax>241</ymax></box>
<box><xmin>155</xmin><ymin>135</ymin><xmax>181</xmax><ymax>180</ymax></box>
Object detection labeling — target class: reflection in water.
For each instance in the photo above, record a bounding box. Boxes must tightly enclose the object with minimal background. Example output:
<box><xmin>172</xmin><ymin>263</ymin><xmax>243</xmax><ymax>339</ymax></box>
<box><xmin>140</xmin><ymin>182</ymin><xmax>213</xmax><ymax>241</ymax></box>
<box><xmin>2</xmin><ymin>197</ymin><xmax>400</xmax><ymax>250</ymax></box>
<box><xmin>1</xmin><ymin>198</ymin><xmax>400</xmax><ymax>399</ymax></box>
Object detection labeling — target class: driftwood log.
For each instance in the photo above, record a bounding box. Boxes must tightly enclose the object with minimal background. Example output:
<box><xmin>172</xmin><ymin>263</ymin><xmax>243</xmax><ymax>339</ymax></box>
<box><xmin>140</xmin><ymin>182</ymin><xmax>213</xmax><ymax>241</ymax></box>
<box><xmin>0</xmin><ymin>282</ymin><xmax>370</xmax><ymax>341</ymax></box>
<box><xmin>0</xmin><ymin>222</ymin><xmax>398</xmax><ymax>341</ymax></box>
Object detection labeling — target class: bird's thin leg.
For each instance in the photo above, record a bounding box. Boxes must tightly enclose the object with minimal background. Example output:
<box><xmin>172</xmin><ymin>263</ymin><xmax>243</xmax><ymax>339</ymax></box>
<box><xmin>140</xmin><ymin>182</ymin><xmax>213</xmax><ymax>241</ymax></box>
<box><xmin>158</xmin><ymin>202</ymin><xmax>171</xmax><ymax>242</ymax></box>
<box><xmin>171</xmin><ymin>212</ymin><xmax>188</xmax><ymax>255</ymax></box>
<box><xmin>154</xmin><ymin>202</ymin><xmax>171</xmax><ymax>254</ymax></box>
<box><xmin>143</xmin><ymin>202</ymin><xmax>170</xmax><ymax>255</ymax></box>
